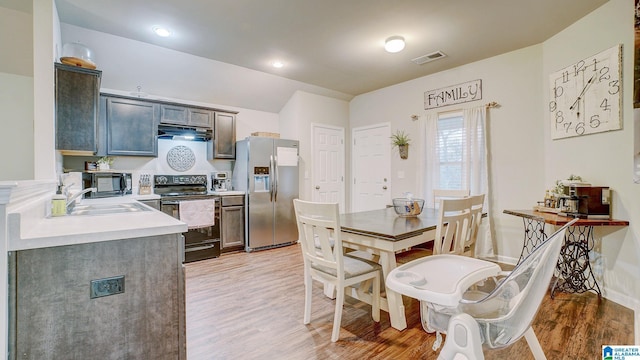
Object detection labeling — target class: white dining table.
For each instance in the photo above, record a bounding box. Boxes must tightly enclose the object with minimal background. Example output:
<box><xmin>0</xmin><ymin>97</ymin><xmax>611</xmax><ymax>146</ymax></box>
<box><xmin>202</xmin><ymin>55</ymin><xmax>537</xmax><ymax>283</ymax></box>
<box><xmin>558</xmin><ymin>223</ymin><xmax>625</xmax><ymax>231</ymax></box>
<box><xmin>338</xmin><ymin>207</ymin><xmax>440</xmax><ymax>331</ymax></box>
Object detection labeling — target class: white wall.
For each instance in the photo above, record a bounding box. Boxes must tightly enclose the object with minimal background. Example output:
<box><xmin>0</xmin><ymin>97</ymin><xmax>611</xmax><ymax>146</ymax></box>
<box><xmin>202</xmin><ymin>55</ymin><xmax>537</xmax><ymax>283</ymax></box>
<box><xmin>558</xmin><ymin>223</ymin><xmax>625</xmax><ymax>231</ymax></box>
<box><xmin>0</xmin><ymin>7</ymin><xmax>34</xmax><ymax>181</ymax></box>
<box><xmin>279</xmin><ymin>91</ymin><xmax>349</xmax><ymax>202</ymax></box>
<box><xmin>351</xmin><ymin>44</ymin><xmax>544</xmax><ymax>260</ymax></box>
<box><xmin>543</xmin><ymin>0</ymin><xmax>639</xmax><ymax>312</ymax></box>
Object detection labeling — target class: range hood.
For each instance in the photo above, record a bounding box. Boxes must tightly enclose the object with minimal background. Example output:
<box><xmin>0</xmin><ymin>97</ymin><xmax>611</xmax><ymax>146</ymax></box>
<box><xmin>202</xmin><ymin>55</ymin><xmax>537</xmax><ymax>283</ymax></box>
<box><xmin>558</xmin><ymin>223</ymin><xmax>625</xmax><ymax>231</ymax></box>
<box><xmin>158</xmin><ymin>124</ymin><xmax>212</xmax><ymax>141</ymax></box>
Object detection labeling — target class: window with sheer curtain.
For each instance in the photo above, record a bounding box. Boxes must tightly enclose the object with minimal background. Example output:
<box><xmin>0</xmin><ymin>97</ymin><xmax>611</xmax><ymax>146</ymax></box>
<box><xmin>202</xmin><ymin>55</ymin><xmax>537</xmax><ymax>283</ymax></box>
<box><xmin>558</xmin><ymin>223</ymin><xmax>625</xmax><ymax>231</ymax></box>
<box><xmin>418</xmin><ymin>105</ymin><xmax>492</xmax><ymax>255</ymax></box>
<box><xmin>422</xmin><ymin>107</ymin><xmax>487</xmax><ymax>201</ymax></box>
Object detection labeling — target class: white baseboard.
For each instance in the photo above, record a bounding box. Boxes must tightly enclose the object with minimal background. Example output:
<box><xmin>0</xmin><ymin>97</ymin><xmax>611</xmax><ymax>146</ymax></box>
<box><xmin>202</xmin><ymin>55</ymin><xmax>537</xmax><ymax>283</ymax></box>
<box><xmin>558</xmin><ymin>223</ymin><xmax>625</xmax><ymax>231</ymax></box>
<box><xmin>603</xmin><ymin>287</ymin><xmax>640</xmax><ymax>345</ymax></box>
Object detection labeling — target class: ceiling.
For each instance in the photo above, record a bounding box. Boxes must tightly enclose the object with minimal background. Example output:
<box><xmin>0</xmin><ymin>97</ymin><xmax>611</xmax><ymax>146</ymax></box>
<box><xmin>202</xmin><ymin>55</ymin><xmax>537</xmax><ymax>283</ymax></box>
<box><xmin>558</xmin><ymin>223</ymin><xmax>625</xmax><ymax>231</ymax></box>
<box><xmin>2</xmin><ymin>0</ymin><xmax>609</xmax><ymax>104</ymax></box>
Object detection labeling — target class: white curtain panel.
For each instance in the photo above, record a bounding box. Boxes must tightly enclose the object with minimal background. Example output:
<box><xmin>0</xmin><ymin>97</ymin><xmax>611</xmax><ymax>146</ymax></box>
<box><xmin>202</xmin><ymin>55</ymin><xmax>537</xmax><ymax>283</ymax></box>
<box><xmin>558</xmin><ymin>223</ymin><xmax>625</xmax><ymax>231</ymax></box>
<box><xmin>422</xmin><ymin>106</ymin><xmax>494</xmax><ymax>257</ymax></box>
<box><xmin>462</xmin><ymin>106</ymin><xmax>493</xmax><ymax>257</ymax></box>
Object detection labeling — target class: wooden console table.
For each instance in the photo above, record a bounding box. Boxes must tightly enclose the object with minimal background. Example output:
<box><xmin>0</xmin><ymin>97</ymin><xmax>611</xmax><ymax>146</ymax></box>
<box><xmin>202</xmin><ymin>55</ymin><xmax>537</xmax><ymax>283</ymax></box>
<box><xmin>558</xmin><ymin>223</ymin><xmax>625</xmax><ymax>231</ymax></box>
<box><xmin>503</xmin><ymin>209</ymin><xmax>629</xmax><ymax>298</ymax></box>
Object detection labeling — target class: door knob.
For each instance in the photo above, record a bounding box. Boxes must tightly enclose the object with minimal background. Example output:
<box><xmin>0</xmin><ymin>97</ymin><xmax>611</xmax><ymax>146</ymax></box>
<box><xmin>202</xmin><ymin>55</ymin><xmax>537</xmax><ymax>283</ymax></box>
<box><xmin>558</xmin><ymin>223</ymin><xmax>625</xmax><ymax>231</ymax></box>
<box><xmin>315</xmin><ymin>186</ymin><xmax>320</xmax><ymax>189</ymax></box>
<box><xmin>382</xmin><ymin>186</ymin><xmax>387</xmax><ymax>190</ymax></box>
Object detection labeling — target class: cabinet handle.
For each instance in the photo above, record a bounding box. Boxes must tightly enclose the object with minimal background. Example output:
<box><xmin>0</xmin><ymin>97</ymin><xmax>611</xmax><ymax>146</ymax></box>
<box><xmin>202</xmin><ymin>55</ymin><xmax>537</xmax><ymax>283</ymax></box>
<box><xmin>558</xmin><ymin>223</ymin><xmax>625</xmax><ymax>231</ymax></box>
<box><xmin>315</xmin><ymin>186</ymin><xmax>320</xmax><ymax>190</ymax></box>
<box><xmin>382</xmin><ymin>186</ymin><xmax>387</xmax><ymax>190</ymax></box>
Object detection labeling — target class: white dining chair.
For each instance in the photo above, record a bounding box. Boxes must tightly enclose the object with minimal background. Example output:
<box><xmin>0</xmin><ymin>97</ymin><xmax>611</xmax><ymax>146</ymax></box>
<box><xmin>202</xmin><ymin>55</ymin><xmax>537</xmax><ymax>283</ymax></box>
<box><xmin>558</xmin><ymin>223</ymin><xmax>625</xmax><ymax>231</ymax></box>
<box><xmin>463</xmin><ymin>194</ymin><xmax>485</xmax><ymax>257</ymax></box>
<box><xmin>293</xmin><ymin>199</ymin><xmax>381</xmax><ymax>342</ymax></box>
<box><xmin>432</xmin><ymin>188</ymin><xmax>470</xmax><ymax>209</ymax></box>
<box><xmin>433</xmin><ymin>197</ymin><xmax>472</xmax><ymax>255</ymax></box>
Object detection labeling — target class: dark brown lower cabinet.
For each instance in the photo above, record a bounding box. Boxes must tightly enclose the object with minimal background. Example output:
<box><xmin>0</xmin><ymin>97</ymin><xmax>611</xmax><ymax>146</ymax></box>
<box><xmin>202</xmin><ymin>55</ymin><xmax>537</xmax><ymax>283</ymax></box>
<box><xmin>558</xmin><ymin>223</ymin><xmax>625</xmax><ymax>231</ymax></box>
<box><xmin>8</xmin><ymin>234</ymin><xmax>185</xmax><ymax>360</ymax></box>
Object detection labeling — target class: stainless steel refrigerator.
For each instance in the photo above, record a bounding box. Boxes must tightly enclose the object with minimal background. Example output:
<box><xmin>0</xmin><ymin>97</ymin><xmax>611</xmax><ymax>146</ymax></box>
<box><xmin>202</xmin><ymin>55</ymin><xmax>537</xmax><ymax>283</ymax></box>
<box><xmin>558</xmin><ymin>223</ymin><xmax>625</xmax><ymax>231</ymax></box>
<box><xmin>232</xmin><ymin>137</ymin><xmax>299</xmax><ymax>251</ymax></box>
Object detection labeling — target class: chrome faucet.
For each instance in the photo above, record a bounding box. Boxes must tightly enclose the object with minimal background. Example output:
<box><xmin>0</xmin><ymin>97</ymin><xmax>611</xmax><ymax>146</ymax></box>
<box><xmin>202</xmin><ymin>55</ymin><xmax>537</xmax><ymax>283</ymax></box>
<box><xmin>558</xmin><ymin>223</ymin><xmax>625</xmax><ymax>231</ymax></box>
<box><xmin>66</xmin><ymin>187</ymin><xmax>97</xmax><ymax>213</ymax></box>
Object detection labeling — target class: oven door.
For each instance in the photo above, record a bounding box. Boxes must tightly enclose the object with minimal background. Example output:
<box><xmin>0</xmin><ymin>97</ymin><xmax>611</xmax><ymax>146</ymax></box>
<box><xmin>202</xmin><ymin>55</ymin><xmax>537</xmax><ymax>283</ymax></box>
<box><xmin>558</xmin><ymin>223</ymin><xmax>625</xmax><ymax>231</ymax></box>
<box><xmin>161</xmin><ymin>199</ymin><xmax>221</xmax><ymax>263</ymax></box>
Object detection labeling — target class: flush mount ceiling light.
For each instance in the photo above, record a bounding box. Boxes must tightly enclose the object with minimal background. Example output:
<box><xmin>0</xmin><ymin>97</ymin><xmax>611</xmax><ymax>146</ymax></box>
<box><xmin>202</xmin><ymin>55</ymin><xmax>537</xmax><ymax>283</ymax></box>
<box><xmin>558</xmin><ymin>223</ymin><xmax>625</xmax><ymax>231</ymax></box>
<box><xmin>384</xmin><ymin>36</ymin><xmax>405</xmax><ymax>53</ymax></box>
<box><xmin>152</xmin><ymin>26</ymin><xmax>172</xmax><ymax>37</ymax></box>
<box><xmin>272</xmin><ymin>61</ymin><xmax>284</xmax><ymax>68</ymax></box>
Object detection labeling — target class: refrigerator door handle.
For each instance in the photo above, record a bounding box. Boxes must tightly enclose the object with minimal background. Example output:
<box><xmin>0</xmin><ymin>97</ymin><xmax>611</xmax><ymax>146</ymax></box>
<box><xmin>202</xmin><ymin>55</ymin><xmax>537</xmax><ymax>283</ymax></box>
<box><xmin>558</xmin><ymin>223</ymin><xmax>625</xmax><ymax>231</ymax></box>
<box><xmin>269</xmin><ymin>155</ymin><xmax>274</xmax><ymax>202</ymax></box>
<box><xmin>274</xmin><ymin>155</ymin><xmax>278</xmax><ymax>202</ymax></box>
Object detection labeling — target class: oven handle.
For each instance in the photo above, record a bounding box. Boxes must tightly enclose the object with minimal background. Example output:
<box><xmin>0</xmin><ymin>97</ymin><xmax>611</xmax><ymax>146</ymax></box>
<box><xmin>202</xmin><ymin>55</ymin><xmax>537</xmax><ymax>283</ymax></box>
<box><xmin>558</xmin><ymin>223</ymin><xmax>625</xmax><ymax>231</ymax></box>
<box><xmin>185</xmin><ymin>243</ymin><xmax>217</xmax><ymax>252</ymax></box>
<box><xmin>161</xmin><ymin>198</ymin><xmax>219</xmax><ymax>206</ymax></box>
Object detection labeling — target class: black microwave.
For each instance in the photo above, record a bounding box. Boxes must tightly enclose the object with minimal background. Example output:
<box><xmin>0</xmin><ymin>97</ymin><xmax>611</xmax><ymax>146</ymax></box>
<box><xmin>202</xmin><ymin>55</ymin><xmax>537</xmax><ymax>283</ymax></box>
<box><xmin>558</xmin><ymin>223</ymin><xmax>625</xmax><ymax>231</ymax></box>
<box><xmin>82</xmin><ymin>172</ymin><xmax>132</xmax><ymax>198</ymax></box>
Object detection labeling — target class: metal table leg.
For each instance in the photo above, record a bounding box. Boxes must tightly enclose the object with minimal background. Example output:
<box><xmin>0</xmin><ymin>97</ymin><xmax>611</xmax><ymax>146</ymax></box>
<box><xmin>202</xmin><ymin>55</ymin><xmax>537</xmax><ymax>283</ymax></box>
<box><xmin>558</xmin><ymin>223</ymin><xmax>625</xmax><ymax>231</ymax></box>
<box><xmin>551</xmin><ymin>225</ymin><xmax>602</xmax><ymax>298</ymax></box>
<box><xmin>517</xmin><ymin>217</ymin><xmax>546</xmax><ymax>262</ymax></box>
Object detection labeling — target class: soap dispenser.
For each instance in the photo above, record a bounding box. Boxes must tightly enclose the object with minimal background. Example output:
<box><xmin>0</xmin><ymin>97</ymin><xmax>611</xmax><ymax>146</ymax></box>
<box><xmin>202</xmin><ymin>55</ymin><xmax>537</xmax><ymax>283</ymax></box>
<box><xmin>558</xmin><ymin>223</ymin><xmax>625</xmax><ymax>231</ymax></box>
<box><xmin>51</xmin><ymin>184</ymin><xmax>67</xmax><ymax>217</ymax></box>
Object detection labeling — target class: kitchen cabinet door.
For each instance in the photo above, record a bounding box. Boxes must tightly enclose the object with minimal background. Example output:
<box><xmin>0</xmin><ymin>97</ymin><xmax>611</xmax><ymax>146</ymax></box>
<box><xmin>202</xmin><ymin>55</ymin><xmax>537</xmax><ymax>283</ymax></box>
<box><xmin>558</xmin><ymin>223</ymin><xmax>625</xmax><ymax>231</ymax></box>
<box><xmin>188</xmin><ymin>108</ymin><xmax>213</xmax><ymax>128</ymax></box>
<box><xmin>104</xmin><ymin>96</ymin><xmax>159</xmax><ymax>156</ymax></box>
<box><xmin>160</xmin><ymin>104</ymin><xmax>188</xmax><ymax>126</ymax></box>
<box><xmin>161</xmin><ymin>104</ymin><xmax>212</xmax><ymax>128</ymax></box>
<box><xmin>55</xmin><ymin>63</ymin><xmax>101</xmax><ymax>154</ymax></box>
<box><xmin>210</xmin><ymin>112</ymin><xmax>236</xmax><ymax>159</ymax></box>
<box><xmin>221</xmin><ymin>205</ymin><xmax>244</xmax><ymax>249</ymax></box>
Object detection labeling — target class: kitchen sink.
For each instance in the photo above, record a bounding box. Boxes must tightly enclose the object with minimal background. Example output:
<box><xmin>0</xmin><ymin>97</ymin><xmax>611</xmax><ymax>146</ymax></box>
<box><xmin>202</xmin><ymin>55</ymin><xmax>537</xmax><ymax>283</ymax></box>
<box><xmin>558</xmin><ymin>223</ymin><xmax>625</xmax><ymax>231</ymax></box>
<box><xmin>68</xmin><ymin>202</ymin><xmax>152</xmax><ymax>216</ymax></box>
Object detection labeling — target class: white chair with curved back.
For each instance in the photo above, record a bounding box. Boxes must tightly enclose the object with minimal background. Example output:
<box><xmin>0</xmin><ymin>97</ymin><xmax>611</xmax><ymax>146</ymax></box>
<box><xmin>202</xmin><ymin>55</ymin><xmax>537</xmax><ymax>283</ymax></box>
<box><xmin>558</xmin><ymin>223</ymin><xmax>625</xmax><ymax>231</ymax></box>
<box><xmin>433</xmin><ymin>197</ymin><xmax>472</xmax><ymax>255</ymax></box>
<box><xmin>464</xmin><ymin>194</ymin><xmax>485</xmax><ymax>257</ymax></box>
<box><xmin>293</xmin><ymin>199</ymin><xmax>381</xmax><ymax>342</ymax></box>
<box><xmin>432</xmin><ymin>188</ymin><xmax>470</xmax><ymax>209</ymax></box>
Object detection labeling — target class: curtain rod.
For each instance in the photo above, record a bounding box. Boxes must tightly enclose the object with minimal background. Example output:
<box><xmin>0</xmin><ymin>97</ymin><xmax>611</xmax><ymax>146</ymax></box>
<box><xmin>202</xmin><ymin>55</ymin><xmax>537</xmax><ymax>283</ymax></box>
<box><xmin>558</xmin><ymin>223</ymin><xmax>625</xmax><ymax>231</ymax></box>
<box><xmin>410</xmin><ymin>101</ymin><xmax>500</xmax><ymax>121</ymax></box>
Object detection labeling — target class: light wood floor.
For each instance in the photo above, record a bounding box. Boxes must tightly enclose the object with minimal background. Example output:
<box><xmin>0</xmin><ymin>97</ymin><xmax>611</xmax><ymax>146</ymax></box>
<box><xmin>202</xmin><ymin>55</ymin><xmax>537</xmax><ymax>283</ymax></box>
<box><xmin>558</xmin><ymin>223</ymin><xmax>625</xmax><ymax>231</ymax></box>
<box><xmin>185</xmin><ymin>243</ymin><xmax>634</xmax><ymax>360</ymax></box>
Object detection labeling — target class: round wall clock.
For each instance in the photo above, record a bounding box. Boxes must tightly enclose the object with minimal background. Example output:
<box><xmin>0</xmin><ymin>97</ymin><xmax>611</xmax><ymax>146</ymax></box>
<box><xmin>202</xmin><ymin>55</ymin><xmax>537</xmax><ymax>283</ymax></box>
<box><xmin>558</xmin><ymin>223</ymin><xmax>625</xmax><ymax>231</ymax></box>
<box><xmin>549</xmin><ymin>44</ymin><xmax>622</xmax><ymax>140</ymax></box>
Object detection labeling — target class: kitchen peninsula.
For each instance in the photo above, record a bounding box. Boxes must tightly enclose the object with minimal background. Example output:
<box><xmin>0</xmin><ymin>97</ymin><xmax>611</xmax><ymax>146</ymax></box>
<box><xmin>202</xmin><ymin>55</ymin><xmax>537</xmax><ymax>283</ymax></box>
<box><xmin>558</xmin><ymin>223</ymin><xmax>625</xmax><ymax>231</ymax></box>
<box><xmin>2</xmin><ymin>180</ymin><xmax>188</xmax><ymax>360</ymax></box>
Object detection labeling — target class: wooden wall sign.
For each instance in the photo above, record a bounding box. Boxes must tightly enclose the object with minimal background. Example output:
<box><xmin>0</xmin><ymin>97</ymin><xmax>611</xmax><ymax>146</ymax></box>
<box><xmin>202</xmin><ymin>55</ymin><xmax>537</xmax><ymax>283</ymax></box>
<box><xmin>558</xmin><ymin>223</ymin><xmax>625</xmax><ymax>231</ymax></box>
<box><xmin>424</xmin><ymin>79</ymin><xmax>482</xmax><ymax>110</ymax></box>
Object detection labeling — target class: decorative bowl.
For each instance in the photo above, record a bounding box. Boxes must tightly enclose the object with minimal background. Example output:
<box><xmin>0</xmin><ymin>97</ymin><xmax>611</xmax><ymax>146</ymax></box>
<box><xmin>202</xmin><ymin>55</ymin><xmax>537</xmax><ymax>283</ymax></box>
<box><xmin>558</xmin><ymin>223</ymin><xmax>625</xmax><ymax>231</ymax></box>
<box><xmin>392</xmin><ymin>198</ymin><xmax>425</xmax><ymax>217</ymax></box>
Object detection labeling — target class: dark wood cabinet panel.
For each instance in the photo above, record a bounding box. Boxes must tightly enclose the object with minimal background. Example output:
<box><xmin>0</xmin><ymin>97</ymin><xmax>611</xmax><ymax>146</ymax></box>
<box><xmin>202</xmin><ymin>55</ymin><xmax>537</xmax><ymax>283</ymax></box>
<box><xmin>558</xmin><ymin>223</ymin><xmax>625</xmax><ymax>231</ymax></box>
<box><xmin>160</xmin><ymin>104</ymin><xmax>188</xmax><ymax>126</ymax></box>
<box><xmin>221</xmin><ymin>205</ymin><xmax>244</xmax><ymax>249</ymax></box>
<box><xmin>161</xmin><ymin>104</ymin><xmax>212</xmax><ymax>128</ymax></box>
<box><xmin>8</xmin><ymin>235</ymin><xmax>185</xmax><ymax>360</ymax></box>
<box><xmin>55</xmin><ymin>63</ymin><xmax>101</xmax><ymax>153</ymax></box>
<box><xmin>211</xmin><ymin>112</ymin><xmax>236</xmax><ymax>159</ymax></box>
<box><xmin>104</xmin><ymin>96</ymin><xmax>159</xmax><ymax>156</ymax></box>
<box><xmin>188</xmin><ymin>108</ymin><xmax>213</xmax><ymax>127</ymax></box>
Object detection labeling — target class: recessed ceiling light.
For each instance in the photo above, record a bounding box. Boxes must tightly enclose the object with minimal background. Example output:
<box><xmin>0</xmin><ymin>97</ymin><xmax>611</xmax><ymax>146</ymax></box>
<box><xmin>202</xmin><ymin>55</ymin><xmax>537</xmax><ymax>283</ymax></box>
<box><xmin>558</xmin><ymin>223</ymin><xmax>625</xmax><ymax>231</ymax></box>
<box><xmin>152</xmin><ymin>26</ymin><xmax>172</xmax><ymax>37</ymax></box>
<box><xmin>272</xmin><ymin>61</ymin><xmax>284</xmax><ymax>68</ymax></box>
<box><xmin>384</xmin><ymin>36</ymin><xmax>405</xmax><ymax>53</ymax></box>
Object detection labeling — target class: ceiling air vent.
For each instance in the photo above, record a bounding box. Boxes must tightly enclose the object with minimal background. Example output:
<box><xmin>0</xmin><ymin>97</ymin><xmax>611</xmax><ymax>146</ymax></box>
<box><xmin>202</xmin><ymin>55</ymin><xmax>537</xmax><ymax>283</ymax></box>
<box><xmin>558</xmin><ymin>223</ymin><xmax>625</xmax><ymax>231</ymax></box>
<box><xmin>411</xmin><ymin>51</ymin><xmax>447</xmax><ymax>65</ymax></box>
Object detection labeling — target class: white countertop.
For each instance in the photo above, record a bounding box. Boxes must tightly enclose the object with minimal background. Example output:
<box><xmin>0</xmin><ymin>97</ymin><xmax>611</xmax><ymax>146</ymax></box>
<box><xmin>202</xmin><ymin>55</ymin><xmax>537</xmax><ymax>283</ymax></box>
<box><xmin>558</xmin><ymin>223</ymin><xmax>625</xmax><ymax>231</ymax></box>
<box><xmin>7</xmin><ymin>194</ymin><xmax>186</xmax><ymax>251</ymax></box>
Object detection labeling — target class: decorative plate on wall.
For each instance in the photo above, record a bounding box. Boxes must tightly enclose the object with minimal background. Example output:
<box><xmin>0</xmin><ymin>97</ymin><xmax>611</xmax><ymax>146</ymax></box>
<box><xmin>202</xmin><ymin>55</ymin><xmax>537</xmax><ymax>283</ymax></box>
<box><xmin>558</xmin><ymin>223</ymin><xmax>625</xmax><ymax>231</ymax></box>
<box><xmin>167</xmin><ymin>145</ymin><xmax>196</xmax><ymax>172</ymax></box>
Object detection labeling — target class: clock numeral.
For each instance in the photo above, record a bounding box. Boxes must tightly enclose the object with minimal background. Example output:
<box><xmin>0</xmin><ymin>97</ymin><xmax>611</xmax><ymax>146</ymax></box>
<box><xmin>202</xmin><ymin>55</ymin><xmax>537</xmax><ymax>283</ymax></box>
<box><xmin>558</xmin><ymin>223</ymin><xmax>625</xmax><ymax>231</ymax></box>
<box><xmin>609</xmin><ymin>80</ymin><xmax>620</xmax><ymax>95</ymax></box>
<box><xmin>575</xmin><ymin>122</ymin><xmax>586</xmax><ymax>135</ymax></box>
<box><xmin>590</xmin><ymin>115</ymin><xmax>601</xmax><ymax>129</ymax></box>
<box><xmin>563</xmin><ymin>121</ymin><xmax>572</xmax><ymax>132</ymax></box>
<box><xmin>574</xmin><ymin>60</ymin><xmax>585</xmax><ymax>76</ymax></box>
<box><xmin>549</xmin><ymin>101</ymin><xmax>557</xmax><ymax>112</ymax></box>
<box><xmin>555</xmin><ymin>111</ymin><xmax>565</xmax><ymax>125</ymax></box>
<box><xmin>591</xmin><ymin>58</ymin><xmax>599</xmax><ymax>72</ymax></box>
<box><xmin>562</xmin><ymin>71</ymin><xmax>569</xmax><ymax>83</ymax></box>
<box><xmin>598</xmin><ymin>66</ymin><xmax>610</xmax><ymax>82</ymax></box>
<box><xmin>600</xmin><ymin>98</ymin><xmax>611</xmax><ymax>112</ymax></box>
<box><xmin>553</xmin><ymin>85</ymin><xmax>564</xmax><ymax>98</ymax></box>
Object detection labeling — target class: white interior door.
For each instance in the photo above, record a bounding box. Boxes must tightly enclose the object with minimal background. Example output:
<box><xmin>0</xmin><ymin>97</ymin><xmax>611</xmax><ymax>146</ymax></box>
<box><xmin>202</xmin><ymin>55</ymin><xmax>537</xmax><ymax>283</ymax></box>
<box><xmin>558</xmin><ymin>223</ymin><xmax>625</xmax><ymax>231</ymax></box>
<box><xmin>312</xmin><ymin>124</ymin><xmax>345</xmax><ymax>212</ymax></box>
<box><xmin>352</xmin><ymin>123</ymin><xmax>391</xmax><ymax>212</ymax></box>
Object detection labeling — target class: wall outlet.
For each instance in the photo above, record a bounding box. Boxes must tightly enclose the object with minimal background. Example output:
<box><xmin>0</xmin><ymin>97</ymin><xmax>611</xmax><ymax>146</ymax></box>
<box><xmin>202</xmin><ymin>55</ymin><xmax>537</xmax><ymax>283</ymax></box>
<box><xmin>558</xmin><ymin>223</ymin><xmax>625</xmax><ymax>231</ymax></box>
<box><xmin>90</xmin><ymin>275</ymin><xmax>125</xmax><ymax>299</ymax></box>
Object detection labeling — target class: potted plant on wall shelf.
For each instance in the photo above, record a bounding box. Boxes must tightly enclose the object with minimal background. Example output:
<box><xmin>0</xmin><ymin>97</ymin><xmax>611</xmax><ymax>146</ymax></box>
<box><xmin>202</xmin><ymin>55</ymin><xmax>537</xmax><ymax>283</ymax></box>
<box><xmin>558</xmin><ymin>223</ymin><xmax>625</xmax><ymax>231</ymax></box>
<box><xmin>96</xmin><ymin>156</ymin><xmax>114</xmax><ymax>171</ymax></box>
<box><xmin>391</xmin><ymin>130</ymin><xmax>411</xmax><ymax>159</ymax></box>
